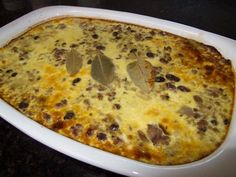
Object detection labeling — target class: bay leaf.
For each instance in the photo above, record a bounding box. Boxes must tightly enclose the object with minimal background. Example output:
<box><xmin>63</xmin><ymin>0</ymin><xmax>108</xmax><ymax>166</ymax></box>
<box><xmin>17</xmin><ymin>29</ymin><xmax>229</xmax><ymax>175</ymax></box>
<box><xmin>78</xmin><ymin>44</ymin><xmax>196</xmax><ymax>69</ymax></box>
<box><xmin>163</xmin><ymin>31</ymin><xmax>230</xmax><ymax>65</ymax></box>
<box><xmin>65</xmin><ymin>49</ymin><xmax>83</xmax><ymax>75</ymax></box>
<box><xmin>91</xmin><ymin>52</ymin><xmax>115</xmax><ymax>85</ymax></box>
<box><xmin>127</xmin><ymin>53</ymin><xmax>155</xmax><ymax>92</ymax></box>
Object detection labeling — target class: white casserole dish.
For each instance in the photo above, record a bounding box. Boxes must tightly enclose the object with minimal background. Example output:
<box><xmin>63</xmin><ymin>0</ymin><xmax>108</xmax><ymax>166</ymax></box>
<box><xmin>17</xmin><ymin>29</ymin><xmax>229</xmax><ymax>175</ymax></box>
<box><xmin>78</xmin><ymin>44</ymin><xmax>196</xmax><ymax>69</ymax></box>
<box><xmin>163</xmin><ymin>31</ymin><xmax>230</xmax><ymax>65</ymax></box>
<box><xmin>0</xmin><ymin>6</ymin><xmax>236</xmax><ymax>177</ymax></box>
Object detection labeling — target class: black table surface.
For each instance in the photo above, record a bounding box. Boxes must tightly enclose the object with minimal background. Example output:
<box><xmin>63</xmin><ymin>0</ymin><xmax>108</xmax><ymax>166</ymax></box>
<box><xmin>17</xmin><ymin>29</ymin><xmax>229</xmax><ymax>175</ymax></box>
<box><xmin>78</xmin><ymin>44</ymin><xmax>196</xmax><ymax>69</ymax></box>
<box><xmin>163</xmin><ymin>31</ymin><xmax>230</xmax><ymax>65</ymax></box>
<box><xmin>0</xmin><ymin>1</ymin><xmax>236</xmax><ymax>177</ymax></box>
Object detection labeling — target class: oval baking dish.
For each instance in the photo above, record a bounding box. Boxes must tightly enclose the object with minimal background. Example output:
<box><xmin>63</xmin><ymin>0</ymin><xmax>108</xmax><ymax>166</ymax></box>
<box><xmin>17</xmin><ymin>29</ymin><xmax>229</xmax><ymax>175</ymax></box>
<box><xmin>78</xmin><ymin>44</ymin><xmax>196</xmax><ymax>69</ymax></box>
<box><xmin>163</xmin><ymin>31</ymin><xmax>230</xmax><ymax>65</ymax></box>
<box><xmin>0</xmin><ymin>6</ymin><xmax>236</xmax><ymax>177</ymax></box>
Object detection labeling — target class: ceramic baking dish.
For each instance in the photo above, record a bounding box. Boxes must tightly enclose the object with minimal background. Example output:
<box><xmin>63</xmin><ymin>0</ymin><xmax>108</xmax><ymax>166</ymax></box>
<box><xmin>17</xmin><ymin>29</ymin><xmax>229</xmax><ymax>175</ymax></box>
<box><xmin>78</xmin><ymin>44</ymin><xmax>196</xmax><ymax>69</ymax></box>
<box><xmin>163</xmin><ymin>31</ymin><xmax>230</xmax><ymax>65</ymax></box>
<box><xmin>0</xmin><ymin>6</ymin><xmax>236</xmax><ymax>177</ymax></box>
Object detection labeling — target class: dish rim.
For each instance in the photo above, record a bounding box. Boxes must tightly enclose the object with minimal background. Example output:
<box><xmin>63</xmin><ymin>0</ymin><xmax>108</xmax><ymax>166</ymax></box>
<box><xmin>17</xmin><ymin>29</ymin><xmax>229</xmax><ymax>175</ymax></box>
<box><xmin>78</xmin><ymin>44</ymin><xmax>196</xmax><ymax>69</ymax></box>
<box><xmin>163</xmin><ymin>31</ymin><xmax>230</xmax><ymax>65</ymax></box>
<box><xmin>0</xmin><ymin>5</ymin><xmax>236</xmax><ymax>177</ymax></box>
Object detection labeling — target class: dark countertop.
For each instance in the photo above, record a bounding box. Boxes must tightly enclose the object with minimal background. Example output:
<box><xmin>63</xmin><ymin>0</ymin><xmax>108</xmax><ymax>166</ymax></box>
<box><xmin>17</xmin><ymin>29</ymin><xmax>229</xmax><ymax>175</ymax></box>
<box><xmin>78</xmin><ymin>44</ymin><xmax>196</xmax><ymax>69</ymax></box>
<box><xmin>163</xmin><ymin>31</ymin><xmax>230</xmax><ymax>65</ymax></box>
<box><xmin>0</xmin><ymin>1</ymin><xmax>236</xmax><ymax>177</ymax></box>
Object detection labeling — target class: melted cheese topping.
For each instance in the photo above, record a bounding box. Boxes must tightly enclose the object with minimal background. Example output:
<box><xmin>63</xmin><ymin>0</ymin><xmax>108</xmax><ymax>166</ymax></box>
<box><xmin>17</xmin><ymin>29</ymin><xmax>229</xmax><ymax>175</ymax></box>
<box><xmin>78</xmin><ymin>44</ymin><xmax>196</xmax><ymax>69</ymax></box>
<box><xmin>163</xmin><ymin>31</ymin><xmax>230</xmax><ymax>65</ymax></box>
<box><xmin>0</xmin><ymin>17</ymin><xmax>235</xmax><ymax>165</ymax></box>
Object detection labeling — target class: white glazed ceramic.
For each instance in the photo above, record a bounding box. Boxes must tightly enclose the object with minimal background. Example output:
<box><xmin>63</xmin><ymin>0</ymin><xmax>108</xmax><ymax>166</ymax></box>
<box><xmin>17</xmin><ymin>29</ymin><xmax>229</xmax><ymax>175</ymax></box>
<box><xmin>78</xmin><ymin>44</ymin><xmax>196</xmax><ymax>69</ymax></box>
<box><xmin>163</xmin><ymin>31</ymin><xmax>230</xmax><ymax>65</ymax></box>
<box><xmin>0</xmin><ymin>6</ymin><xmax>235</xmax><ymax>177</ymax></box>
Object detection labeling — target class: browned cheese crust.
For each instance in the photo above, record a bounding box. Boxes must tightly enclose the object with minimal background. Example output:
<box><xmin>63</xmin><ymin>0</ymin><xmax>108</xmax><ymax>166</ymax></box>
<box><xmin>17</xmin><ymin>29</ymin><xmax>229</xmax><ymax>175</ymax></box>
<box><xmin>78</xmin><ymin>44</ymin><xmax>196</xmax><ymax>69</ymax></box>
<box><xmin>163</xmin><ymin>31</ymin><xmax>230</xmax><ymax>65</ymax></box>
<box><xmin>0</xmin><ymin>17</ymin><xmax>235</xmax><ymax>165</ymax></box>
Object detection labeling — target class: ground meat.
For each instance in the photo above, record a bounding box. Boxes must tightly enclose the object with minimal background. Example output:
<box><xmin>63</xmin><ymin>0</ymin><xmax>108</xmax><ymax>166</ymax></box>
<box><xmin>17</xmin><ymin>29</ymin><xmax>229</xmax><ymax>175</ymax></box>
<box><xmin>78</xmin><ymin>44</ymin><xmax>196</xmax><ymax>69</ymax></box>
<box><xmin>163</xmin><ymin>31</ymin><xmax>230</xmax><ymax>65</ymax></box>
<box><xmin>57</xmin><ymin>23</ymin><xmax>66</xmax><ymax>29</ymax></box>
<box><xmin>53</xmin><ymin>48</ymin><xmax>66</xmax><ymax>61</ymax></box>
<box><xmin>112</xmin><ymin>136</ymin><xmax>123</xmax><ymax>145</ymax></box>
<box><xmin>149</xmin><ymin>30</ymin><xmax>156</xmax><ymax>36</ymax></box>
<box><xmin>207</xmin><ymin>88</ymin><xmax>220</xmax><ymax>98</ymax></box>
<box><xmin>164</xmin><ymin>46</ymin><xmax>172</xmax><ymax>53</ymax></box>
<box><xmin>52</xmin><ymin>121</ymin><xmax>64</xmax><ymax>130</ymax></box>
<box><xmin>86</xmin><ymin>87</ymin><xmax>92</xmax><ymax>91</ymax></box>
<box><xmin>134</xmin><ymin>33</ymin><xmax>143</xmax><ymax>41</ymax></box>
<box><xmin>97</xmin><ymin>85</ymin><xmax>106</xmax><ymax>91</ymax></box>
<box><xmin>86</xmin><ymin>127</ymin><xmax>95</xmax><ymax>137</ymax></box>
<box><xmin>83</xmin><ymin>99</ymin><xmax>90</xmax><ymax>106</ymax></box>
<box><xmin>97</xmin><ymin>93</ymin><xmax>104</xmax><ymax>100</ymax></box>
<box><xmin>160</xmin><ymin>58</ymin><xmax>168</xmax><ymax>64</ymax></box>
<box><xmin>55</xmin><ymin>99</ymin><xmax>67</xmax><ymax>108</ymax></box>
<box><xmin>160</xmin><ymin>94</ymin><xmax>170</xmax><ymax>100</ymax></box>
<box><xmin>204</xmin><ymin>65</ymin><xmax>215</xmax><ymax>75</ymax></box>
<box><xmin>197</xmin><ymin>119</ymin><xmax>208</xmax><ymax>132</ymax></box>
<box><xmin>145</xmin><ymin>36</ymin><xmax>153</xmax><ymax>40</ymax></box>
<box><xmin>107</xmin><ymin>91</ymin><xmax>116</xmax><ymax>101</ymax></box>
<box><xmin>42</xmin><ymin>112</ymin><xmax>51</xmax><ymax>120</ymax></box>
<box><xmin>153</xmin><ymin>66</ymin><xmax>162</xmax><ymax>74</ymax></box>
<box><xmin>113</xmin><ymin>103</ymin><xmax>121</xmax><ymax>110</ymax></box>
<box><xmin>11</xmin><ymin>47</ymin><xmax>18</xmax><ymax>53</ymax></box>
<box><xmin>160</xmin><ymin>53</ymin><xmax>172</xmax><ymax>64</ymax></box>
<box><xmin>70</xmin><ymin>124</ymin><xmax>83</xmax><ymax>136</ymax></box>
<box><xmin>222</xmin><ymin>59</ymin><xmax>231</xmax><ymax>65</ymax></box>
<box><xmin>19</xmin><ymin>51</ymin><xmax>29</xmax><ymax>60</ymax></box>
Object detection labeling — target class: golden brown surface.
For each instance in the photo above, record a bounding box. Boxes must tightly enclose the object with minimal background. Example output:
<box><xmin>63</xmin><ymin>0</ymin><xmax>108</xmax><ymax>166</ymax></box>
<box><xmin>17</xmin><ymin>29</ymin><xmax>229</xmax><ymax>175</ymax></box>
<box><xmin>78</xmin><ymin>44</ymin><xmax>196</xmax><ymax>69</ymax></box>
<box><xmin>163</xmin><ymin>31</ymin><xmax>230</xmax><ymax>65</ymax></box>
<box><xmin>0</xmin><ymin>17</ymin><xmax>235</xmax><ymax>165</ymax></box>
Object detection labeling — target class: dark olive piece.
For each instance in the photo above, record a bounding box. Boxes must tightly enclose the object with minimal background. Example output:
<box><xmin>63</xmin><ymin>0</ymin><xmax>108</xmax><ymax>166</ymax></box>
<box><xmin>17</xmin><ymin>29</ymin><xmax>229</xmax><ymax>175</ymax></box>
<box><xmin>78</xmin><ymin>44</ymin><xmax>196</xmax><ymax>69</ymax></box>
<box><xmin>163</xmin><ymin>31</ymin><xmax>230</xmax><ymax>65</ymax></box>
<box><xmin>33</xmin><ymin>36</ymin><xmax>39</xmax><ymax>40</ymax></box>
<box><xmin>87</xmin><ymin>59</ymin><xmax>92</xmax><ymax>64</ymax></box>
<box><xmin>149</xmin><ymin>30</ymin><xmax>156</xmax><ymax>36</ymax></box>
<box><xmin>6</xmin><ymin>69</ymin><xmax>13</xmax><ymax>73</ymax></box>
<box><xmin>166</xmin><ymin>82</ymin><xmax>176</xmax><ymax>90</ymax></box>
<box><xmin>92</xmin><ymin>34</ymin><xmax>99</xmax><ymax>39</ymax></box>
<box><xmin>155</xmin><ymin>76</ymin><xmax>165</xmax><ymax>82</ymax></box>
<box><xmin>177</xmin><ymin>85</ymin><xmax>191</xmax><ymax>92</ymax></box>
<box><xmin>146</xmin><ymin>52</ymin><xmax>154</xmax><ymax>58</ymax></box>
<box><xmin>11</xmin><ymin>72</ymin><xmax>18</xmax><ymax>77</ymax></box>
<box><xmin>115</xmin><ymin>36</ymin><xmax>122</xmax><ymax>40</ymax></box>
<box><xmin>57</xmin><ymin>23</ymin><xmax>66</xmax><ymax>29</ymax></box>
<box><xmin>18</xmin><ymin>101</ymin><xmax>29</xmax><ymax>109</ymax></box>
<box><xmin>193</xmin><ymin>95</ymin><xmax>203</xmax><ymax>104</ymax></box>
<box><xmin>113</xmin><ymin>104</ymin><xmax>121</xmax><ymax>110</ymax></box>
<box><xmin>70</xmin><ymin>44</ymin><xmax>78</xmax><ymax>48</ymax></box>
<box><xmin>110</xmin><ymin>123</ymin><xmax>119</xmax><ymax>131</ymax></box>
<box><xmin>72</xmin><ymin>78</ymin><xmax>81</xmax><ymax>85</ymax></box>
<box><xmin>166</xmin><ymin>74</ymin><xmax>180</xmax><ymax>82</ymax></box>
<box><xmin>97</xmin><ymin>133</ymin><xmax>107</xmax><ymax>141</ymax></box>
<box><xmin>210</xmin><ymin>119</ymin><xmax>218</xmax><ymax>126</ymax></box>
<box><xmin>164</xmin><ymin>46</ymin><xmax>172</xmax><ymax>53</ymax></box>
<box><xmin>224</xmin><ymin>119</ymin><xmax>229</xmax><ymax>125</ymax></box>
<box><xmin>42</xmin><ymin>112</ymin><xmax>51</xmax><ymax>120</ymax></box>
<box><xmin>130</xmin><ymin>48</ymin><xmax>137</xmax><ymax>53</ymax></box>
<box><xmin>96</xmin><ymin>45</ymin><xmax>105</xmax><ymax>50</ymax></box>
<box><xmin>64</xmin><ymin>111</ymin><xmax>75</xmax><ymax>120</ymax></box>
<box><xmin>112</xmin><ymin>31</ymin><xmax>118</xmax><ymax>37</ymax></box>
